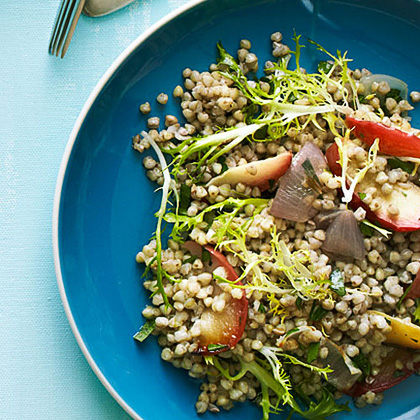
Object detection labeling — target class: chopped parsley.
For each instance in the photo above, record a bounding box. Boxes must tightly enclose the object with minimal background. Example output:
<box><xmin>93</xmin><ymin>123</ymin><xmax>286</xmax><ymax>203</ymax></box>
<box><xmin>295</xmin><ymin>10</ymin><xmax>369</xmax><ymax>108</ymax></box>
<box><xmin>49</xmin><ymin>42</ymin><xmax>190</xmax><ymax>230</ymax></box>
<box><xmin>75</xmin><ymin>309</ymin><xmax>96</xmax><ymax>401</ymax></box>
<box><xmin>133</xmin><ymin>319</ymin><xmax>156</xmax><ymax>342</ymax></box>
<box><xmin>178</xmin><ymin>184</ymin><xmax>191</xmax><ymax>215</ymax></box>
<box><xmin>201</xmin><ymin>247</ymin><xmax>211</xmax><ymax>263</ymax></box>
<box><xmin>207</xmin><ymin>343</ymin><xmax>229</xmax><ymax>352</ymax></box>
<box><xmin>318</xmin><ymin>60</ymin><xmax>333</xmax><ymax>74</ymax></box>
<box><xmin>307</xmin><ymin>342</ymin><xmax>320</xmax><ymax>363</ymax></box>
<box><xmin>388</xmin><ymin>157</ymin><xmax>415</xmax><ymax>174</ymax></box>
<box><xmin>351</xmin><ymin>352</ymin><xmax>372</xmax><ymax>377</ymax></box>
<box><xmin>329</xmin><ymin>268</ymin><xmax>346</xmax><ymax>297</ymax></box>
<box><xmin>309</xmin><ymin>302</ymin><xmax>329</xmax><ymax>321</ymax></box>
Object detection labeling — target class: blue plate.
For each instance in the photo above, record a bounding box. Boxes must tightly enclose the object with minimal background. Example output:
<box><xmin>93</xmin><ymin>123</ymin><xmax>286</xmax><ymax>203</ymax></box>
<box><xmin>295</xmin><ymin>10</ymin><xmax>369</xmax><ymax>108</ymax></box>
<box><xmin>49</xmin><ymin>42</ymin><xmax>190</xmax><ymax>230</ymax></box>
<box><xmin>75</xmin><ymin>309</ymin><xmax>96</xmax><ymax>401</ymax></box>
<box><xmin>53</xmin><ymin>0</ymin><xmax>420</xmax><ymax>419</ymax></box>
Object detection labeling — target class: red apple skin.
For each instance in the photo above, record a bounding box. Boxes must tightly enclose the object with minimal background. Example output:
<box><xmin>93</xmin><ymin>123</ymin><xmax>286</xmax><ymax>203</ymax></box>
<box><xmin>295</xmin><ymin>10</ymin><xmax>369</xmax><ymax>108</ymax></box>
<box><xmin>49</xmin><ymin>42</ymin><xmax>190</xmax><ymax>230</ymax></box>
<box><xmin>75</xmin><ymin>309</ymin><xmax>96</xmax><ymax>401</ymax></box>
<box><xmin>183</xmin><ymin>242</ymin><xmax>248</xmax><ymax>356</ymax></box>
<box><xmin>345</xmin><ymin>349</ymin><xmax>420</xmax><ymax>397</ymax></box>
<box><xmin>346</xmin><ymin>116</ymin><xmax>420</xmax><ymax>158</ymax></box>
<box><xmin>326</xmin><ymin>143</ymin><xmax>420</xmax><ymax>232</ymax></box>
<box><xmin>207</xmin><ymin>152</ymin><xmax>292</xmax><ymax>191</ymax></box>
<box><xmin>406</xmin><ymin>269</ymin><xmax>420</xmax><ymax>300</ymax></box>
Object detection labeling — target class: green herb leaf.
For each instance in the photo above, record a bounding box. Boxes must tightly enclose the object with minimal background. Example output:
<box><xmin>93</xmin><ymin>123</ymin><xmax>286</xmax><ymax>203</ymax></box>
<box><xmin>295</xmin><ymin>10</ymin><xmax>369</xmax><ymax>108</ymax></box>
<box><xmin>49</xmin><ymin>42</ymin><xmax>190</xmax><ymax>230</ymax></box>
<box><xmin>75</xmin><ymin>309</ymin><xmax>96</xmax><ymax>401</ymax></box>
<box><xmin>302</xmin><ymin>158</ymin><xmax>322</xmax><ymax>192</ymax></box>
<box><xmin>413</xmin><ymin>299</ymin><xmax>420</xmax><ymax>324</ymax></box>
<box><xmin>258</xmin><ymin>303</ymin><xmax>266</xmax><ymax>313</ymax></box>
<box><xmin>386</xmin><ymin>88</ymin><xmax>403</xmax><ymax>103</ymax></box>
<box><xmin>317</xmin><ymin>60</ymin><xmax>333</xmax><ymax>74</ymax></box>
<box><xmin>253</xmin><ymin>125</ymin><xmax>268</xmax><ymax>140</ymax></box>
<box><xmin>359</xmin><ymin>221</ymin><xmax>373</xmax><ymax>237</ymax></box>
<box><xmin>218</xmin><ymin>155</ymin><xmax>229</xmax><ymax>174</ymax></box>
<box><xmin>183</xmin><ymin>255</ymin><xmax>198</xmax><ymax>264</ymax></box>
<box><xmin>358</xmin><ymin>95</ymin><xmax>368</xmax><ymax>104</ymax></box>
<box><xmin>309</xmin><ymin>302</ymin><xmax>328</xmax><ymax>321</ymax></box>
<box><xmin>288</xmin><ymin>91</ymin><xmax>298</xmax><ymax>103</ymax></box>
<box><xmin>351</xmin><ymin>352</ymin><xmax>371</xmax><ymax>377</ymax></box>
<box><xmin>178</xmin><ymin>184</ymin><xmax>191</xmax><ymax>215</ymax></box>
<box><xmin>358</xmin><ymin>192</ymin><xmax>366</xmax><ymax>200</ymax></box>
<box><xmin>393</xmin><ymin>370</ymin><xmax>405</xmax><ymax>378</ymax></box>
<box><xmin>285</xmin><ymin>327</ymin><xmax>300</xmax><ymax>337</ymax></box>
<box><xmin>203</xmin><ymin>211</ymin><xmax>216</xmax><ymax>227</ymax></box>
<box><xmin>133</xmin><ymin>319</ymin><xmax>156</xmax><ymax>342</ymax></box>
<box><xmin>296</xmin><ymin>296</ymin><xmax>303</xmax><ymax>310</ymax></box>
<box><xmin>307</xmin><ymin>342</ymin><xmax>320</xmax><ymax>363</ymax></box>
<box><xmin>396</xmin><ymin>283</ymin><xmax>413</xmax><ymax>310</ymax></box>
<box><xmin>207</xmin><ymin>343</ymin><xmax>229</xmax><ymax>352</ymax></box>
<box><xmin>388</xmin><ymin>157</ymin><xmax>415</xmax><ymax>174</ymax></box>
<box><xmin>329</xmin><ymin>268</ymin><xmax>346</xmax><ymax>296</ymax></box>
<box><xmin>202</xmin><ymin>247</ymin><xmax>211</xmax><ymax>263</ymax></box>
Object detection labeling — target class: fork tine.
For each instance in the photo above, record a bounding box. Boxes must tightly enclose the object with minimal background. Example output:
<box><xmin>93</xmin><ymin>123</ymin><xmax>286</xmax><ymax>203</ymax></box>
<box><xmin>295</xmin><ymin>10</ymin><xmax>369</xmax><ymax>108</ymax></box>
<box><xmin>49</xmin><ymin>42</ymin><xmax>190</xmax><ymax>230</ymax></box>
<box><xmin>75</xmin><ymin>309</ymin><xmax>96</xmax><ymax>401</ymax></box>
<box><xmin>48</xmin><ymin>0</ymin><xmax>68</xmax><ymax>54</ymax></box>
<box><xmin>53</xmin><ymin>0</ymin><xmax>78</xmax><ymax>57</ymax></box>
<box><xmin>49</xmin><ymin>0</ymin><xmax>75</xmax><ymax>56</ymax></box>
<box><xmin>60</xmin><ymin>0</ymin><xmax>86</xmax><ymax>58</ymax></box>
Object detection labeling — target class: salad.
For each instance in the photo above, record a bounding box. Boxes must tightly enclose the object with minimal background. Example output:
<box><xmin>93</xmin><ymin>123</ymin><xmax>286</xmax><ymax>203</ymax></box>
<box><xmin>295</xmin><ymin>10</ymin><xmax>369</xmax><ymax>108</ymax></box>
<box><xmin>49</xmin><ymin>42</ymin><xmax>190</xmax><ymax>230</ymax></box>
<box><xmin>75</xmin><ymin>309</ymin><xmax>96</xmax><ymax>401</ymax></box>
<box><xmin>132</xmin><ymin>31</ymin><xmax>420</xmax><ymax>419</ymax></box>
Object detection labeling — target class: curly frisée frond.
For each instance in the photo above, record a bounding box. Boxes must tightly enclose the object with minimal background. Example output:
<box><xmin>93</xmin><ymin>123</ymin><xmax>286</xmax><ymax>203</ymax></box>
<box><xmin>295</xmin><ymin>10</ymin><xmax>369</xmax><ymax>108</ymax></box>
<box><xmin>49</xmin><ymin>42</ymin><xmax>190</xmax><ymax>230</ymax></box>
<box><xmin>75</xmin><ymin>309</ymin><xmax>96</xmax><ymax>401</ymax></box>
<box><xmin>335</xmin><ymin>132</ymin><xmax>380</xmax><ymax>204</ymax></box>
<box><xmin>260</xmin><ymin>346</ymin><xmax>332</xmax><ymax>381</ymax></box>
<box><xmin>164</xmin><ymin>197</ymin><xmax>269</xmax><ymax>242</ymax></box>
<box><xmin>163</xmin><ymin>123</ymin><xmax>264</xmax><ymax>182</ymax></box>
<box><xmin>213</xmin><ymin>352</ymin><xmax>349</xmax><ymax>420</ymax></box>
<box><xmin>141</xmin><ymin>131</ymin><xmax>176</xmax><ymax>307</ymax></box>
<box><xmin>270</xmin><ymin>229</ymin><xmax>334</xmax><ymax>301</ymax></box>
<box><xmin>216</xmin><ymin>36</ymin><xmax>354</xmax><ymax>140</ymax></box>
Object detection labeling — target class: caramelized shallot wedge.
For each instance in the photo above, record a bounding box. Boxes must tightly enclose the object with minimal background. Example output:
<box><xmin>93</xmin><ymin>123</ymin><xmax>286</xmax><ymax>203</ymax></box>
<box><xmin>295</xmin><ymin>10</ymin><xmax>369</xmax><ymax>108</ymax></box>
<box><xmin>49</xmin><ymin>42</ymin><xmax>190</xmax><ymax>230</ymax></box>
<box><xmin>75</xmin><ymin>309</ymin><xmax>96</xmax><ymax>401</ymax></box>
<box><xmin>358</xmin><ymin>74</ymin><xmax>408</xmax><ymax>102</ymax></box>
<box><xmin>270</xmin><ymin>142</ymin><xmax>327</xmax><ymax>222</ymax></box>
<box><xmin>182</xmin><ymin>242</ymin><xmax>248</xmax><ymax>355</ymax></box>
<box><xmin>314</xmin><ymin>209</ymin><xmax>343</xmax><ymax>230</ymax></box>
<box><xmin>318</xmin><ymin>338</ymin><xmax>362</xmax><ymax>392</ymax></box>
<box><xmin>321</xmin><ymin>210</ymin><xmax>366</xmax><ymax>260</ymax></box>
<box><xmin>207</xmin><ymin>152</ymin><xmax>292</xmax><ymax>191</ymax></box>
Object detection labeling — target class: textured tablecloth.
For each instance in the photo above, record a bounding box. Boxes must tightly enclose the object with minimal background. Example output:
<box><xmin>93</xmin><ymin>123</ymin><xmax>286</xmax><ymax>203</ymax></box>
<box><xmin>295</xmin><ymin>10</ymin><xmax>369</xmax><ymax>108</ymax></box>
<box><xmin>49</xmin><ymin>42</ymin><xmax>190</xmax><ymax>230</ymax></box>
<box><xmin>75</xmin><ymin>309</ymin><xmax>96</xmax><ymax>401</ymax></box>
<box><xmin>0</xmin><ymin>1</ymin><xmax>189</xmax><ymax>418</ymax></box>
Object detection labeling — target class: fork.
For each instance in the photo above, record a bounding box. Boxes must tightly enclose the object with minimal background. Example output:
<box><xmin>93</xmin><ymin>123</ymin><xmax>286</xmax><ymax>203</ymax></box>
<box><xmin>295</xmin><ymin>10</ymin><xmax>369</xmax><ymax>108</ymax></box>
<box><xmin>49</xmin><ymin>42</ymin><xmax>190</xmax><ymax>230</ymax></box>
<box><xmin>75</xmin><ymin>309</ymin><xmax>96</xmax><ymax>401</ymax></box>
<box><xmin>48</xmin><ymin>0</ymin><xmax>86</xmax><ymax>58</ymax></box>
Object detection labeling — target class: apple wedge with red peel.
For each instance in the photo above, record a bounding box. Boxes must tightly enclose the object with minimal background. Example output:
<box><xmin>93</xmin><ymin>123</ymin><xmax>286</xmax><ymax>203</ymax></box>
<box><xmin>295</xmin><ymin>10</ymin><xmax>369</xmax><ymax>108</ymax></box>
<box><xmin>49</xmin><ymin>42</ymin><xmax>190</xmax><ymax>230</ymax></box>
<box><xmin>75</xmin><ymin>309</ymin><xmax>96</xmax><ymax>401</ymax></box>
<box><xmin>346</xmin><ymin>116</ymin><xmax>420</xmax><ymax>158</ymax></box>
<box><xmin>346</xmin><ymin>348</ymin><xmax>420</xmax><ymax>397</ymax></box>
<box><xmin>183</xmin><ymin>241</ymin><xmax>248</xmax><ymax>355</ymax></box>
<box><xmin>326</xmin><ymin>143</ymin><xmax>420</xmax><ymax>232</ymax></box>
<box><xmin>406</xmin><ymin>269</ymin><xmax>420</xmax><ymax>300</ymax></box>
<box><xmin>207</xmin><ymin>152</ymin><xmax>292</xmax><ymax>191</ymax></box>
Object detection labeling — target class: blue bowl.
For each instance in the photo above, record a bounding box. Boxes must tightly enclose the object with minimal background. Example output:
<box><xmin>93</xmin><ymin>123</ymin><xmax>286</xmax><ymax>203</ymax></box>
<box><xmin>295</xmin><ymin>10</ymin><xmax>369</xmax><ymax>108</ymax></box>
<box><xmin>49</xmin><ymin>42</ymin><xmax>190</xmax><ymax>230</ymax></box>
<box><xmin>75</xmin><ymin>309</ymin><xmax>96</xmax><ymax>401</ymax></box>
<box><xmin>53</xmin><ymin>0</ymin><xmax>420</xmax><ymax>419</ymax></box>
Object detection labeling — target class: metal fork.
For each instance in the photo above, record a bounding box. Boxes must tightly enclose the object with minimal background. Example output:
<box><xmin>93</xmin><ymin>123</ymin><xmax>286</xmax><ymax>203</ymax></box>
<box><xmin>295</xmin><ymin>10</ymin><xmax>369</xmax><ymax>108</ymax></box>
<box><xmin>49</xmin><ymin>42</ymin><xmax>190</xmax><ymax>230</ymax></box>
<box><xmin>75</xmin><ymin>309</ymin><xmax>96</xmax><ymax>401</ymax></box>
<box><xmin>48</xmin><ymin>0</ymin><xmax>86</xmax><ymax>58</ymax></box>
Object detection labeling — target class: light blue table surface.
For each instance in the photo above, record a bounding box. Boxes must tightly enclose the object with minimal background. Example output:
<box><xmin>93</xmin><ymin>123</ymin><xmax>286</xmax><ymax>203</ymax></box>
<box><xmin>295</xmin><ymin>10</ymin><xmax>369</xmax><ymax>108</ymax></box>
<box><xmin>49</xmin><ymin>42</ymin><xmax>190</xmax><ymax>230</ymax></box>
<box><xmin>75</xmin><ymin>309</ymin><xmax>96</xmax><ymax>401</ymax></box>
<box><xmin>0</xmin><ymin>1</ymin><xmax>189</xmax><ymax>418</ymax></box>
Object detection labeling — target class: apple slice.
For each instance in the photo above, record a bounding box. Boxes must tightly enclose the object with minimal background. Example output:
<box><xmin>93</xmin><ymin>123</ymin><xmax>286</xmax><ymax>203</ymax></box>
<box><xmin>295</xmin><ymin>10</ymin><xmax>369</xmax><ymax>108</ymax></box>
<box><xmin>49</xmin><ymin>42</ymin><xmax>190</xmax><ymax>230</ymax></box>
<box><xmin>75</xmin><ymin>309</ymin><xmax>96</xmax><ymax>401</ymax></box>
<box><xmin>183</xmin><ymin>241</ymin><xmax>248</xmax><ymax>355</ymax></box>
<box><xmin>368</xmin><ymin>310</ymin><xmax>420</xmax><ymax>350</ymax></box>
<box><xmin>346</xmin><ymin>347</ymin><xmax>420</xmax><ymax>397</ymax></box>
<box><xmin>207</xmin><ymin>152</ymin><xmax>292</xmax><ymax>191</ymax></box>
<box><xmin>406</xmin><ymin>269</ymin><xmax>420</xmax><ymax>300</ymax></box>
<box><xmin>326</xmin><ymin>143</ymin><xmax>420</xmax><ymax>232</ymax></box>
<box><xmin>346</xmin><ymin>116</ymin><xmax>420</xmax><ymax>158</ymax></box>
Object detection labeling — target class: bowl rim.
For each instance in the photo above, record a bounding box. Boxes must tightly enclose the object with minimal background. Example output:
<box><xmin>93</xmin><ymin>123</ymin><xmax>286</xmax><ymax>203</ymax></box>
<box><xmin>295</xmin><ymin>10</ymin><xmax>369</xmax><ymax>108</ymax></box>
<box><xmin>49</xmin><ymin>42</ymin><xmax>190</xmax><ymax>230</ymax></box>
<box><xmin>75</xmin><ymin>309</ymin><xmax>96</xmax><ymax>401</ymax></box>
<box><xmin>52</xmin><ymin>1</ymin><xmax>206</xmax><ymax>418</ymax></box>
